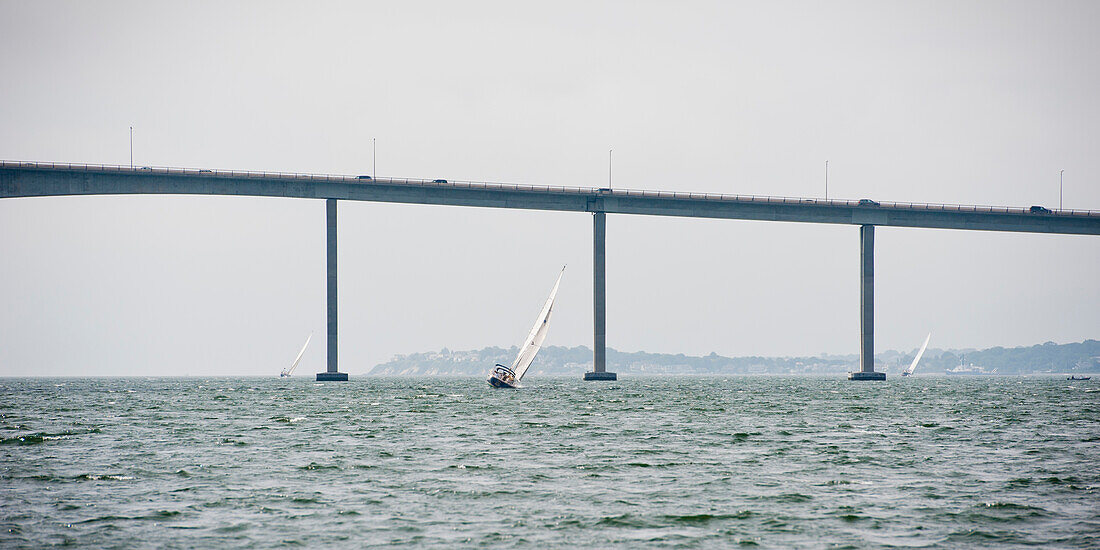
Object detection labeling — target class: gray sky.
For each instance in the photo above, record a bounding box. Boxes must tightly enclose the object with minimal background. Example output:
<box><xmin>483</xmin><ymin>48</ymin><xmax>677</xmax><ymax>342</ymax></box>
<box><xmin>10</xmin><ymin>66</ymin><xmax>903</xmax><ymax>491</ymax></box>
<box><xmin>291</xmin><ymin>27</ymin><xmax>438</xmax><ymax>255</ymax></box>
<box><xmin>1</xmin><ymin>1</ymin><xmax>1098</xmax><ymax>376</ymax></box>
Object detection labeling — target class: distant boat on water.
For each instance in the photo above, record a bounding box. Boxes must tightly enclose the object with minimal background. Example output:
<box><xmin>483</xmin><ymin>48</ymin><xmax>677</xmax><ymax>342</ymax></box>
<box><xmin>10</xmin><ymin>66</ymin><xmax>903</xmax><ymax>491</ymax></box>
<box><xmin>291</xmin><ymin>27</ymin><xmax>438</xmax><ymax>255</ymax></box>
<box><xmin>946</xmin><ymin>364</ymin><xmax>997</xmax><ymax>375</ymax></box>
<box><xmin>901</xmin><ymin>332</ymin><xmax>932</xmax><ymax>377</ymax></box>
<box><xmin>488</xmin><ymin>267</ymin><xmax>564</xmax><ymax>389</ymax></box>
<box><xmin>280</xmin><ymin>333</ymin><xmax>312</xmax><ymax>378</ymax></box>
<box><xmin>1067</xmin><ymin>375</ymin><xmax>1091</xmax><ymax>381</ymax></box>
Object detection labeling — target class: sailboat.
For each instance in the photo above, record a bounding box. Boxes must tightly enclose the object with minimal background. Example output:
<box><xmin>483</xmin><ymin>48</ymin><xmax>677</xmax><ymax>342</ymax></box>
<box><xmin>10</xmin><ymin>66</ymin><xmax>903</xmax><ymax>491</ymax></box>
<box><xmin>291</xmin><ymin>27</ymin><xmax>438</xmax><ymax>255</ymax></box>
<box><xmin>280</xmin><ymin>333</ymin><xmax>312</xmax><ymax>378</ymax></box>
<box><xmin>901</xmin><ymin>332</ymin><xmax>931</xmax><ymax>377</ymax></box>
<box><xmin>488</xmin><ymin>267</ymin><xmax>565</xmax><ymax>389</ymax></box>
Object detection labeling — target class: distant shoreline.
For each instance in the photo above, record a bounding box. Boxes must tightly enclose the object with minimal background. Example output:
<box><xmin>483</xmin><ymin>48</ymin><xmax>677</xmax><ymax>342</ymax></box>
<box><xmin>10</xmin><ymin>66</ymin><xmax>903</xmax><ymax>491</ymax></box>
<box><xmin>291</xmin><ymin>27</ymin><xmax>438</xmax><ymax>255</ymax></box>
<box><xmin>368</xmin><ymin>339</ymin><xmax>1099</xmax><ymax>377</ymax></box>
<box><xmin>2</xmin><ymin>340</ymin><xmax>1094</xmax><ymax>378</ymax></box>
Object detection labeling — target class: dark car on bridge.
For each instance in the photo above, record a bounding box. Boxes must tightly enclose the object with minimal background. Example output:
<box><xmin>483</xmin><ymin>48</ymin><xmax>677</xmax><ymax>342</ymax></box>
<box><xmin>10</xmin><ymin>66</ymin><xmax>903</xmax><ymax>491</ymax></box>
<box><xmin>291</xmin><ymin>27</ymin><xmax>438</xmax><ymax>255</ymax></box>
<box><xmin>858</xmin><ymin>199</ymin><xmax>880</xmax><ymax>207</ymax></box>
<box><xmin>357</xmin><ymin>175</ymin><xmax>372</xmax><ymax>180</ymax></box>
<box><xmin>1029</xmin><ymin>205</ymin><xmax>1051</xmax><ymax>214</ymax></box>
<box><xmin>433</xmin><ymin>179</ymin><xmax>448</xmax><ymax>183</ymax></box>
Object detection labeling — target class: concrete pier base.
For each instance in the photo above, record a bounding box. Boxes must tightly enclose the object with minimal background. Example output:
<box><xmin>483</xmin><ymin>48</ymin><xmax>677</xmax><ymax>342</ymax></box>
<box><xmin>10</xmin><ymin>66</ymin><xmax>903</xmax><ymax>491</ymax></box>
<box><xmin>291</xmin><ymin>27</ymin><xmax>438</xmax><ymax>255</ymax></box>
<box><xmin>584</xmin><ymin>371</ymin><xmax>617</xmax><ymax>381</ymax></box>
<box><xmin>317</xmin><ymin>198</ymin><xmax>348</xmax><ymax>381</ymax></box>
<box><xmin>848</xmin><ymin>371</ymin><xmax>886</xmax><ymax>381</ymax></box>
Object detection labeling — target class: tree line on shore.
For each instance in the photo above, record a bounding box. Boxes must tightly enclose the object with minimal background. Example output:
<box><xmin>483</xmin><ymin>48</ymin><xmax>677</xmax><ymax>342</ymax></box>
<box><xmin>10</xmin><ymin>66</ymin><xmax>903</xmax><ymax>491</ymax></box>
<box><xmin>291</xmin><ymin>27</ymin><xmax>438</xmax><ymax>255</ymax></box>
<box><xmin>367</xmin><ymin>339</ymin><xmax>1099</xmax><ymax>376</ymax></box>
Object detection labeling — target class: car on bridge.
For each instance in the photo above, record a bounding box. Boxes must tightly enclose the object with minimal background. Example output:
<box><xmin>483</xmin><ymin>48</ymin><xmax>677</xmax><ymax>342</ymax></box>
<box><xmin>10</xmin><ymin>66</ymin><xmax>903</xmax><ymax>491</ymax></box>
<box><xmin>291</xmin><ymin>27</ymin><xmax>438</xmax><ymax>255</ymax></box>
<box><xmin>433</xmin><ymin>179</ymin><xmax>448</xmax><ymax>183</ymax></box>
<box><xmin>357</xmin><ymin>175</ymin><xmax>372</xmax><ymax>180</ymax></box>
<box><xmin>858</xmin><ymin>199</ymin><xmax>880</xmax><ymax>206</ymax></box>
<box><xmin>1029</xmin><ymin>205</ymin><xmax>1052</xmax><ymax>214</ymax></box>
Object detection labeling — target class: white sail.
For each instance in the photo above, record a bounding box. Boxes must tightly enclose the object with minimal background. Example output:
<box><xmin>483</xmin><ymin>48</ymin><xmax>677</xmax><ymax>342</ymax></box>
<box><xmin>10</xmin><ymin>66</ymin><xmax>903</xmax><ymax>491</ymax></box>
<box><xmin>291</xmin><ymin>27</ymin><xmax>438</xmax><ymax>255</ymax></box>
<box><xmin>282</xmin><ymin>333</ymin><xmax>312</xmax><ymax>377</ymax></box>
<box><xmin>903</xmin><ymin>332</ymin><xmax>931</xmax><ymax>376</ymax></box>
<box><xmin>509</xmin><ymin>267</ymin><xmax>565</xmax><ymax>381</ymax></box>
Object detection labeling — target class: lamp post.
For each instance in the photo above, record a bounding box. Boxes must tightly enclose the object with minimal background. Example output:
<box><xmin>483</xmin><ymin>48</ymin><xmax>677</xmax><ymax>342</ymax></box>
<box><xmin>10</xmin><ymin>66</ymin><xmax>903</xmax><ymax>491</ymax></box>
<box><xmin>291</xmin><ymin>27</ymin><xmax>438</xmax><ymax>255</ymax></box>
<box><xmin>825</xmin><ymin>160</ymin><xmax>829</xmax><ymax>200</ymax></box>
<box><xmin>373</xmin><ymin>138</ymin><xmax>377</xmax><ymax>178</ymax></box>
<box><xmin>1060</xmin><ymin>169</ymin><xmax>1064</xmax><ymax>211</ymax></box>
<box><xmin>129</xmin><ymin>126</ymin><xmax>133</xmax><ymax>169</ymax></box>
<box><xmin>609</xmin><ymin>148</ymin><xmax>613</xmax><ymax>188</ymax></box>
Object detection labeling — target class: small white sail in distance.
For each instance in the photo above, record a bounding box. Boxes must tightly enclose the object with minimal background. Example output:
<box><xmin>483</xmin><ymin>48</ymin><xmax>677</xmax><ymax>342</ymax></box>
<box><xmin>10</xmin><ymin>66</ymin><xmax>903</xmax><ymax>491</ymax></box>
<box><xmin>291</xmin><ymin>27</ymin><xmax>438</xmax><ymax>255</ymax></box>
<box><xmin>281</xmin><ymin>333</ymin><xmax>313</xmax><ymax>377</ymax></box>
<box><xmin>903</xmin><ymin>332</ymin><xmax>932</xmax><ymax>376</ymax></box>
<box><xmin>509</xmin><ymin>267</ymin><xmax>565</xmax><ymax>382</ymax></box>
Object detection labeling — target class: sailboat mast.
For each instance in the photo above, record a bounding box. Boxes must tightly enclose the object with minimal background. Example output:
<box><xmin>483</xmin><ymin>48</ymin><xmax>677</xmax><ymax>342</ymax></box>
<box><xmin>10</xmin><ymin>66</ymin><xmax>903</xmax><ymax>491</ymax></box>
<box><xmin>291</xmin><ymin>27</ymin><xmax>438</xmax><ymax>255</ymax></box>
<box><xmin>905</xmin><ymin>332</ymin><xmax>932</xmax><ymax>375</ymax></box>
<box><xmin>287</xmin><ymin>333</ymin><xmax>313</xmax><ymax>376</ymax></box>
<box><xmin>509</xmin><ymin>267</ymin><xmax>565</xmax><ymax>381</ymax></box>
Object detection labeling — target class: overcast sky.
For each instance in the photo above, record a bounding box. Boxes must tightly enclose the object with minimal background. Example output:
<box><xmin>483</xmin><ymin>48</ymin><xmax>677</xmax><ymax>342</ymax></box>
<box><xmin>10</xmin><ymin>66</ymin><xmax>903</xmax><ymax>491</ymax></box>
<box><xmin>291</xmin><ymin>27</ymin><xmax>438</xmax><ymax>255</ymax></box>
<box><xmin>1</xmin><ymin>1</ymin><xmax>1098</xmax><ymax>377</ymax></box>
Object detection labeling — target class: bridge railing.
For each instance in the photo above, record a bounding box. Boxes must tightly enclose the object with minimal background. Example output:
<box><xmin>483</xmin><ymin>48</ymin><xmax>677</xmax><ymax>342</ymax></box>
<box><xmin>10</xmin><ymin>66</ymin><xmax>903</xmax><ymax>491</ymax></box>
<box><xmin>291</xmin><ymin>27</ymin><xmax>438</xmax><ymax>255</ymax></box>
<box><xmin>4</xmin><ymin>160</ymin><xmax>1098</xmax><ymax>217</ymax></box>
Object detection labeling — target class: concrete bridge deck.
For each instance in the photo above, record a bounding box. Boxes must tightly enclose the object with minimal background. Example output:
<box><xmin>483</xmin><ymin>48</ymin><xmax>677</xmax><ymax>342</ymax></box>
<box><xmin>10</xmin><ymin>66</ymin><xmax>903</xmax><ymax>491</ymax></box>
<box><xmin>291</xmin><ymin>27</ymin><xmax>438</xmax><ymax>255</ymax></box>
<box><xmin>3</xmin><ymin>161</ymin><xmax>1098</xmax><ymax>235</ymax></box>
<box><xmin>4</xmin><ymin>160</ymin><xmax>1099</xmax><ymax>382</ymax></box>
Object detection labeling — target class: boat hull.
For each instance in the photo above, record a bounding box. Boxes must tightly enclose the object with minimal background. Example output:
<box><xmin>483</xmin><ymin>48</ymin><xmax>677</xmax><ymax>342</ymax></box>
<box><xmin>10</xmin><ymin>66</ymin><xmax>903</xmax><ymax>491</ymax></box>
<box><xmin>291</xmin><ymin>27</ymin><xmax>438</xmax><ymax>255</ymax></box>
<box><xmin>487</xmin><ymin>375</ymin><xmax>516</xmax><ymax>389</ymax></box>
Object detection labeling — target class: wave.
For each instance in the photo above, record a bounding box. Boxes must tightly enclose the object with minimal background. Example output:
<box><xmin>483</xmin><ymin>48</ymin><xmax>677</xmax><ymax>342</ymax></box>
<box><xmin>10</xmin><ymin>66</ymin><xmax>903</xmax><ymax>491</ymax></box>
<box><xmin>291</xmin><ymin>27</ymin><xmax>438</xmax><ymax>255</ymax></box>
<box><xmin>75</xmin><ymin>473</ymin><xmax>135</xmax><ymax>481</ymax></box>
<box><xmin>75</xmin><ymin>510</ymin><xmax>181</xmax><ymax>524</ymax></box>
<box><xmin>662</xmin><ymin>511</ymin><xmax>754</xmax><ymax>524</ymax></box>
<box><xmin>0</xmin><ymin>428</ymin><xmax>101</xmax><ymax>445</ymax></box>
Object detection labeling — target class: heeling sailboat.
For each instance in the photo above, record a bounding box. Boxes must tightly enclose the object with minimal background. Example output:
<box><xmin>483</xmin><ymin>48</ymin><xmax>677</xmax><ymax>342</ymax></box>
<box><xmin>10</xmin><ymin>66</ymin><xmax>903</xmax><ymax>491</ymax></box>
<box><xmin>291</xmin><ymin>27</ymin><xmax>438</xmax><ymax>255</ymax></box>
<box><xmin>280</xmin><ymin>333</ymin><xmax>312</xmax><ymax>378</ymax></box>
<box><xmin>488</xmin><ymin>267</ymin><xmax>565</xmax><ymax>389</ymax></box>
<box><xmin>901</xmin><ymin>332</ymin><xmax>931</xmax><ymax>377</ymax></box>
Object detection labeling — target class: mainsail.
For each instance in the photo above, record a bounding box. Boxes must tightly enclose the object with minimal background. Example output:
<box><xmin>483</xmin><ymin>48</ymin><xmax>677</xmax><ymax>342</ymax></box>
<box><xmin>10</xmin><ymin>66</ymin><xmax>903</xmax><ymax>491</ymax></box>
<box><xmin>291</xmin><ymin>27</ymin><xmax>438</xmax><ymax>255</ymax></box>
<box><xmin>282</xmin><ymin>333</ymin><xmax>312</xmax><ymax>377</ymax></box>
<box><xmin>509</xmin><ymin>267</ymin><xmax>565</xmax><ymax>381</ymax></box>
<box><xmin>903</xmin><ymin>332</ymin><xmax>931</xmax><ymax>376</ymax></box>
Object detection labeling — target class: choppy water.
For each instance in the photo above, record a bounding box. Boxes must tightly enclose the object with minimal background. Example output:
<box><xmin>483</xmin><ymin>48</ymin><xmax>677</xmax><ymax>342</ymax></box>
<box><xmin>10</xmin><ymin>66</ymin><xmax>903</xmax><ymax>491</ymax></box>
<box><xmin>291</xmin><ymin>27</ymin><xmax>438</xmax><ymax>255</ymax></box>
<box><xmin>1</xmin><ymin>376</ymin><xmax>1097</xmax><ymax>548</ymax></box>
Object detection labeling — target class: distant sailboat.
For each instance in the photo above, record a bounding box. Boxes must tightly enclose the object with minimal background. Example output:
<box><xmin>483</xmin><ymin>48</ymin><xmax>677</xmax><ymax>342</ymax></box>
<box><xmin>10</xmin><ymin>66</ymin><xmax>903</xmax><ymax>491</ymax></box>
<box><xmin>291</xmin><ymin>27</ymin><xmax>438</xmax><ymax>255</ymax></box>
<box><xmin>280</xmin><ymin>333</ymin><xmax>312</xmax><ymax>378</ymax></box>
<box><xmin>488</xmin><ymin>267</ymin><xmax>564</xmax><ymax>389</ymax></box>
<box><xmin>901</xmin><ymin>332</ymin><xmax>931</xmax><ymax>377</ymax></box>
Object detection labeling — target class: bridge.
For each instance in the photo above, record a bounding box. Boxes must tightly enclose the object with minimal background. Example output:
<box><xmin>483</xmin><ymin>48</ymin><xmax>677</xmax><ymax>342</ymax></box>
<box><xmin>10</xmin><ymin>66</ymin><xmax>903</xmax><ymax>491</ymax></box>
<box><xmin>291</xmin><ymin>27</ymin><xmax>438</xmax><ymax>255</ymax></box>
<box><xmin>4</xmin><ymin>161</ymin><xmax>1099</xmax><ymax>381</ymax></box>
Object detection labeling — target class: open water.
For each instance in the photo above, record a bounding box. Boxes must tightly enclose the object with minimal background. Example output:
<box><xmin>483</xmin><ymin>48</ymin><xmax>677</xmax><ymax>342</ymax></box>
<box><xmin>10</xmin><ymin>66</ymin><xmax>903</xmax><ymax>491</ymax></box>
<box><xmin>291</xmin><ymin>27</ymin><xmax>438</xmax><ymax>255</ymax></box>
<box><xmin>1</xmin><ymin>376</ymin><xmax>1097</xmax><ymax>548</ymax></box>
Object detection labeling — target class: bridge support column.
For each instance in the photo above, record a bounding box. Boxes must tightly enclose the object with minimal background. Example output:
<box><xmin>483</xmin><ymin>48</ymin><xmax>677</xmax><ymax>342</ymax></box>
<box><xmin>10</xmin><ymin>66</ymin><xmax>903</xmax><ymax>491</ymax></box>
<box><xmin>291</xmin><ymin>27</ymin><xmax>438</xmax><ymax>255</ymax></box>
<box><xmin>317</xmin><ymin>199</ymin><xmax>348</xmax><ymax>381</ymax></box>
<box><xmin>585</xmin><ymin>212</ymin><xmax>616</xmax><ymax>381</ymax></box>
<box><xmin>850</xmin><ymin>224</ymin><xmax>885</xmax><ymax>381</ymax></box>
